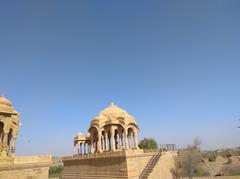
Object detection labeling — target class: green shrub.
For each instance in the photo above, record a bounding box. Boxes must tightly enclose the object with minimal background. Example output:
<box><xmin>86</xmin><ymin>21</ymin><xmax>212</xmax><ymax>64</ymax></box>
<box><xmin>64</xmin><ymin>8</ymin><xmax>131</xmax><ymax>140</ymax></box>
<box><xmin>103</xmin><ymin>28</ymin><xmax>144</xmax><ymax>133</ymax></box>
<box><xmin>202</xmin><ymin>152</ymin><xmax>216</xmax><ymax>162</ymax></box>
<box><xmin>208</xmin><ymin>154</ymin><xmax>216</xmax><ymax>162</ymax></box>
<box><xmin>194</xmin><ymin>166</ymin><xmax>210</xmax><ymax>177</ymax></box>
<box><xmin>49</xmin><ymin>166</ymin><xmax>64</xmax><ymax>178</ymax></box>
<box><xmin>138</xmin><ymin>138</ymin><xmax>158</xmax><ymax>150</ymax></box>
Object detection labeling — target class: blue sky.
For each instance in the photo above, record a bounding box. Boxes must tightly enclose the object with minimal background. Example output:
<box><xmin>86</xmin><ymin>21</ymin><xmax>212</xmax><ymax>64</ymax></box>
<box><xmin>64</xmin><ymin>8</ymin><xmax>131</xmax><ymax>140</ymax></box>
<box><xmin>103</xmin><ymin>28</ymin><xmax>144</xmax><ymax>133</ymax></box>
<box><xmin>0</xmin><ymin>1</ymin><xmax>240</xmax><ymax>156</ymax></box>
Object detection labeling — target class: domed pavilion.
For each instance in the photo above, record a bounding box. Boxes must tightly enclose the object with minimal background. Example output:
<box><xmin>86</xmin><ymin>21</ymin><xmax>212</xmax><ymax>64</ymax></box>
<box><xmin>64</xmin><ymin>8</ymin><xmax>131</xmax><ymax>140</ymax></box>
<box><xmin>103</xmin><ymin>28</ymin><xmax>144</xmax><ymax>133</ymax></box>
<box><xmin>74</xmin><ymin>103</ymin><xmax>139</xmax><ymax>154</ymax></box>
<box><xmin>63</xmin><ymin>103</ymin><xmax>177</xmax><ymax>179</ymax></box>
<box><xmin>0</xmin><ymin>96</ymin><xmax>52</xmax><ymax>179</ymax></box>
<box><xmin>0</xmin><ymin>96</ymin><xmax>20</xmax><ymax>157</ymax></box>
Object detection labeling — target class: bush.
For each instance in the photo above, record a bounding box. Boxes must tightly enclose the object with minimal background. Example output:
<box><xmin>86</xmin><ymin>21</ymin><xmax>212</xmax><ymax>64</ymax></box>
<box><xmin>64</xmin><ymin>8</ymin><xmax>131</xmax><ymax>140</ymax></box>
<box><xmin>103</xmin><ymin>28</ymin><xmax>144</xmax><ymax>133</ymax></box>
<box><xmin>219</xmin><ymin>151</ymin><xmax>232</xmax><ymax>158</ymax></box>
<box><xmin>194</xmin><ymin>166</ymin><xmax>210</xmax><ymax>177</ymax></box>
<box><xmin>138</xmin><ymin>138</ymin><xmax>158</xmax><ymax>150</ymax></box>
<box><xmin>202</xmin><ymin>152</ymin><xmax>216</xmax><ymax>162</ymax></box>
<box><xmin>49</xmin><ymin>166</ymin><xmax>64</xmax><ymax>178</ymax></box>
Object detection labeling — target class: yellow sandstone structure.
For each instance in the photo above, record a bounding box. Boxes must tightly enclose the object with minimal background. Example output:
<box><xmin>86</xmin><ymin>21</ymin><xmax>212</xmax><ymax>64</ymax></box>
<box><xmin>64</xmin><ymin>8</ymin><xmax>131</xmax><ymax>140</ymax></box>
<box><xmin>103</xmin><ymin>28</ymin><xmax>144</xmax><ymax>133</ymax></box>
<box><xmin>0</xmin><ymin>96</ymin><xmax>51</xmax><ymax>179</ymax></box>
<box><xmin>63</xmin><ymin>104</ymin><xmax>176</xmax><ymax>179</ymax></box>
<box><xmin>0</xmin><ymin>96</ymin><xmax>20</xmax><ymax>158</ymax></box>
<box><xmin>74</xmin><ymin>103</ymin><xmax>139</xmax><ymax>154</ymax></box>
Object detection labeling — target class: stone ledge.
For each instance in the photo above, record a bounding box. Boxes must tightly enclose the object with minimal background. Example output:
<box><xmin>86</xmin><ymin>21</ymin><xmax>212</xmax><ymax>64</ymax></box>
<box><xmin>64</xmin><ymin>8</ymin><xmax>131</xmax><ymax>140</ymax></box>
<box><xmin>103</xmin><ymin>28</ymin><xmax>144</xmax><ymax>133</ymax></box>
<box><xmin>0</xmin><ymin>155</ymin><xmax>52</xmax><ymax>171</ymax></box>
<box><xmin>62</xmin><ymin>149</ymin><xmax>157</xmax><ymax>161</ymax></box>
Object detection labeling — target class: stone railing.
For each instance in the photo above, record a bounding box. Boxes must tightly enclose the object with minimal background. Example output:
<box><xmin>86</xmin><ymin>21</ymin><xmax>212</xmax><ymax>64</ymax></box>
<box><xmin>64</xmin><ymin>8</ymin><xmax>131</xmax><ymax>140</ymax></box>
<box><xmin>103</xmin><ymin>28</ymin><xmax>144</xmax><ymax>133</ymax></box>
<box><xmin>63</xmin><ymin>149</ymin><xmax>147</xmax><ymax>161</ymax></box>
<box><xmin>63</xmin><ymin>150</ymin><xmax>126</xmax><ymax>160</ymax></box>
<box><xmin>143</xmin><ymin>149</ymin><xmax>160</xmax><ymax>153</ymax></box>
<box><xmin>159</xmin><ymin>144</ymin><xmax>177</xmax><ymax>151</ymax></box>
<box><xmin>14</xmin><ymin>155</ymin><xmax>52</xmax><ymax>164</ymax></box>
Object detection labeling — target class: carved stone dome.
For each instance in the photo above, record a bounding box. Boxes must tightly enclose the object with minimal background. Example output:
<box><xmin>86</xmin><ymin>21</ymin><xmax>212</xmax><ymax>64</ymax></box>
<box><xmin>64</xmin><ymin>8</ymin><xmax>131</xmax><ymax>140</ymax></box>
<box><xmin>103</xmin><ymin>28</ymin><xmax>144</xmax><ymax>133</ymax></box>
<box><xmin>0</xmin><ymin>96</ymin><xmax>18</xmax><ymax>114</ymax></box>
<box><xmin>99</xmin><ymin>103</ymin><xmax>133</xmax><ymax>119</ymax></box>
<box><xmin>89</xmin><ymin>103</ymin><xmax>138</xmax><ymax>130</ymax></box>
<box><xmin>74</xmin><ymin>132</ymin><xmax>86</xmax><ymax>146</ymax></box>
<box><xmin>0</xmin><ymin>96</ymin><xmax>12</xmax><ymax>106</ymax></box>
<box><xmin>76</xmin><ymin>132</ymin><xmax>84</xmax><ymax>137</ymax></box>
<box><xmin>76</xmin><ymin>132</ymin><xmax>83</xmax><ymax>136</ymax></box>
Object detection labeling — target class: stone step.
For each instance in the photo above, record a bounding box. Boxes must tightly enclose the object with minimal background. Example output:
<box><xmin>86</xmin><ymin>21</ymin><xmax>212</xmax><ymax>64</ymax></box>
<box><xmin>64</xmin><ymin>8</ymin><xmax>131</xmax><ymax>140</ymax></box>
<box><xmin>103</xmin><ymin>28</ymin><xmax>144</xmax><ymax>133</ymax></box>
<box><xmin>139</xmin><ymin>151</ymin><xmax>162</xmax><ymax>179</ymax></box>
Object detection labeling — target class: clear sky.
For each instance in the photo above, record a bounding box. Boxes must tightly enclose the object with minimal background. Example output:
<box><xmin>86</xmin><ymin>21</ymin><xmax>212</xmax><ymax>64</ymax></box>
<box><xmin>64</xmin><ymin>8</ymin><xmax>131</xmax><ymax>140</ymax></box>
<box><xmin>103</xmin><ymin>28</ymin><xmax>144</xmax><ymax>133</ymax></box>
<box><xmin>0</xmin><ymin>1</ymin><xmax>240</xmax><ymax>156</ymax></box>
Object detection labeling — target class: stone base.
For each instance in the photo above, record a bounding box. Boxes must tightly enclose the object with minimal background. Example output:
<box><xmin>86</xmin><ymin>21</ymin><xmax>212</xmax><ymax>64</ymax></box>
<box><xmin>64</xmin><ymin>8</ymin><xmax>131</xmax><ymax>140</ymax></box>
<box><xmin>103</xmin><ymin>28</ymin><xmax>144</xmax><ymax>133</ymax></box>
<box><xmin>148</xmin><ymin>151</ymin><xmax>177</xmax><ymax>179</ymax></box>
<box><xmin>62</xmin><ymin>150</ymin><xmax>176</xmax><ymax>179</ymax></box>
<box><xmin>0</xmin><ymin>155</ymin><xmax>52</xmax><ymax>179</ymax></box>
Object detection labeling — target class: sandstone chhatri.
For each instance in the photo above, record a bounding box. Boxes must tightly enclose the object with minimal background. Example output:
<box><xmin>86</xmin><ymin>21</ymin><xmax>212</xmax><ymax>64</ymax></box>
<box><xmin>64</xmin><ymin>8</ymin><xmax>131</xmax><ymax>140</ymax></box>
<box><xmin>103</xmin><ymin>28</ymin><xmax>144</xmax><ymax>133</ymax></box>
<box><xmin>0</xmin><ymin>96</ymin><xmax>51</xmax><ymax>179</ymax></box>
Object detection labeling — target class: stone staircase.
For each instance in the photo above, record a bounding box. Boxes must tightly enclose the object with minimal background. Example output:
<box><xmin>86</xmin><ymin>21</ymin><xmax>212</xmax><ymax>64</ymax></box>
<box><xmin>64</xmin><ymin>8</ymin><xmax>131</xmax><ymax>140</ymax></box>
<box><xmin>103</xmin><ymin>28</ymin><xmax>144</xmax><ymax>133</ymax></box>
<box><xmin>139</xmin><ymin>150</ymin><xmax>162</xmax><ymax>179</ymax></box>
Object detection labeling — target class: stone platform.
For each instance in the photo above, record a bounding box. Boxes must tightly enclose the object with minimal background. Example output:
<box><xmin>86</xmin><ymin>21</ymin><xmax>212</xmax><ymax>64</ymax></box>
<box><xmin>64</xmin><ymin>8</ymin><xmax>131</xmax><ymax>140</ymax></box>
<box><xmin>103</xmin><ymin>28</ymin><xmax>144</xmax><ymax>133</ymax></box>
<box><xmin>0</xmin><ymin>155</ymin><xmax>52</xmax><ymax>179</ymax></box>
<box><xmin>63</xmin><ymin>150</ymin><xmax>176</xmax><ymax>179</ymax></box>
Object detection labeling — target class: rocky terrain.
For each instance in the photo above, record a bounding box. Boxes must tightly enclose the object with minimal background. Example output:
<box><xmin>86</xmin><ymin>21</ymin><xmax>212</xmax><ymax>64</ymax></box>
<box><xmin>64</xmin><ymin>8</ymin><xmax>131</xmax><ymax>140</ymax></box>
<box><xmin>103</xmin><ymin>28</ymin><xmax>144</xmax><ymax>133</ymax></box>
<box><xmin>201</xmin><ymin>148</ymin><xmax>240</xmax><ymax>176</ymax></box>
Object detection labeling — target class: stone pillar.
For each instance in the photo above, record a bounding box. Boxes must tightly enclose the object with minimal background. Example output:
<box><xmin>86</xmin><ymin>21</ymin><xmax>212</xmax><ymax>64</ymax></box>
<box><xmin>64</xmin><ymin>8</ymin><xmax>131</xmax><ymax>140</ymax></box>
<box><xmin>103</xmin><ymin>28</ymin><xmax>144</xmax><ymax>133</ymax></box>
<box><xmin>75</xmin><ymin>144</ymin><xmax>77</xmax><ymax>155</ymax></box>
<box><xmin>88</xmin><ymin>143</ymin><xmax>90</xmax><ymax>154</ymax></box>
<box><xmin>0</xmin><ymin>133</ymin><xmax>2</xmax><ymax>156</ymax></box>
<box><xmin>2</xmin><ymin>129</ymin><xmax>9</xmax><ymax>157</ymax></box>
<box><xmin>124</xmin><ymin>130</ymin><xmax>128</xmax><ymax>150</ymax></box>
<box><xmin>81</xmin><ymin>142</ymin><xmax>84</xmax><ymax>155</ymax></box>
<box><xmin>74</xmin><ymin>144</ymin><xmax>76</xmax><ymax>155</ymax></box>
<box><xmin>101</xmin><ymin>135</ymin><xmax>104</xmax><ymax>151</ymax></box>
<box><xmin>80</xmin><ymin>142</ymin><xmax>82</xmax><ymax>154</ymax></box>
<box><xmin>90</xmin><ymin>137</ymin><xmax>94</xmax><ymax>153</ymax></box>
<box><xmin>89</xmin><ymin>143</ymin><xmax>91</xmax><ymax>153</ymax></box>
<box><xmin>84</xmin><ymin>143</ymin><xmax>86</xmax><ymax>154</ymax></box>
<box><xmin>110</xmin><ymin>127</ymin><xmax>115</xmax><ymax>151</ymax></box>
<box><xmin>79</xmin><ymin>142</ymin><xmax>81</xmax><ymax>155</ymax></box>
<box><xmin>77</xmin><ymin>142</ymin><xmax>79</xmax><ymax>155</ymax></box>
<box><xmin>79</xmin><ymin>143</ymin><xmax>81</xmax><ymax>155</ymax></box>
<box><xmin>119</xmin><ymin>131</ymin><xmax>123</xmax><ymax>150</ymax></box>
<box><xmin>97</xmin><ymin>132</ymin><xmax>102</xmax><ymax>153</ymax></box>
<box><xmin>104</xmin><ymin>132</ymin><xmax>109</xmax><ymax>151</ymax></box>
<box><xmin>83</xmin><ymin>143</ymin><xmax>85</xmax><ymax>154</ymax></box>
<box><xmin>114</xmin><ymin>133</ymin><xmax>117</xmax><ymax>150</ymax></box>
<box><xmin>93</xmin><ymin>142</ymin><xmax>96</xmax><ymax>153</ymax></box>
<box><xmin>134</xmin><ymin>132</ymin><xmax>138</xmax><ymax>149</ymax></box>
<box><xmin>91</xmin><ymin>142</ymin><xmax>93</xmax><ymax>153</ymax></box>
<box><xmin>128</xmin><ymin>134</ymin><xmax>131</xmax><ymax>149</ymax></box>
<box><xmin>82</xmin><ymin>143</ymin><xmax>84</xmax><ymax>154</ymax></box>
<box><xmin>11</xmin><ymin>136</ymin><xmax>17</xmax><ymax>157</ymax></box>
<box><xmin>80</xmin><ymin>143</ymin><xmax>82</xmax><ymax>155</ymax></box>
<box><xmin>87</xmin><ymin>143</ymin><xmax>90</xmax><ymax>154</ymax></box>
<box><xmin>89</xmin><ymin>143</ymin><xmax>91</xmax><ymax>154</ymax></box>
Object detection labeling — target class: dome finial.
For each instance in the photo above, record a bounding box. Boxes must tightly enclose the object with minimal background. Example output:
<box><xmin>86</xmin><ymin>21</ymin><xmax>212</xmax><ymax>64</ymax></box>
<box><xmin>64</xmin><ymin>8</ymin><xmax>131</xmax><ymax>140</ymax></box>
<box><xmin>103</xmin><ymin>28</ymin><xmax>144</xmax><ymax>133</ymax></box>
<box><xmin>110</xmin><ymin>102</ymin><xmax>114</xmax><ymax>106</ymax></box>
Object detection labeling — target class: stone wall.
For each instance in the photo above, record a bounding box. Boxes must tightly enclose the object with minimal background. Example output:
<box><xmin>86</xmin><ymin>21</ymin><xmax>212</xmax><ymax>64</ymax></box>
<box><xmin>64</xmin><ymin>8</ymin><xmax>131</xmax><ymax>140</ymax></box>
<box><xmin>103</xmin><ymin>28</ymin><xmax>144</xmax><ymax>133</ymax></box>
<box><xmin>149</xmin><ymin>151</ymin><xmax>177</xmax><ymax>179</ymax></box>
<box><xmin>0</xmin><ymin>167</ymin><xmax>49</xmax><ymax>179</ymax></box>
<box><xmin>63</xmin><ymin>150</ymin><xmax>176</xmax><ymax>179</ymax></box>
<box><xmin>125</xmin><ymin>151</ymin><xmax>153</xmax><ymax>179</ymax></box>
<box><xmin>0</xmin><ymin>155</ymin><xmax>51</xmax><ymax>179</ymax></box>
<box><xmin>63</xmin><ymin>152</ymin><xmax>129</xmax><ymax>179</ymax></box>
